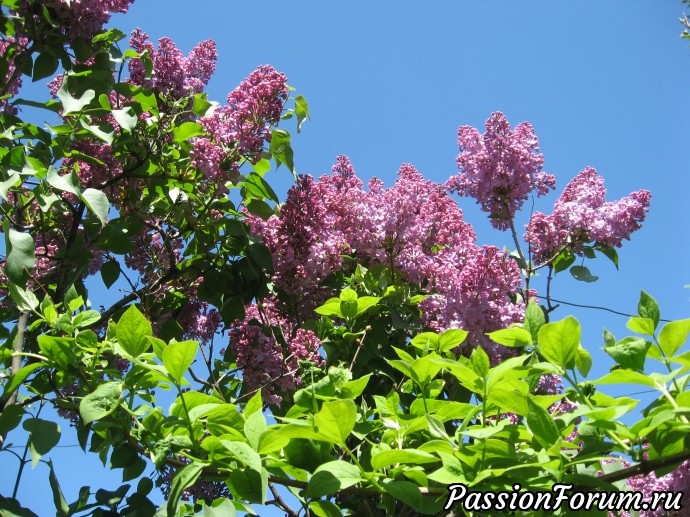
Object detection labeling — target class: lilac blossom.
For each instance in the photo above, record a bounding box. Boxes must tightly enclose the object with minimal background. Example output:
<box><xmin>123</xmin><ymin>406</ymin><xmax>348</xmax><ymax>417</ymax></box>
<box><xmin>447</xmin><ymin>112</ymin><xmax>556</xmax><ymax>230</ymax></box>
<box><xmin>18</xmin><ymin>0</ymin><xmax>134</xmax><ymax>42</ymax></box>
<box><xmin>228</xmin><ymin>300</ymin><xmax>323</xmax><ymax>406</ymax></box>
<box><xmin>0</xmin><ymin>36</ymin><xmax>27</xmax><ymax>114</ymax></box>
<box><xmin>196</xmin><ymin>65</ymin><xmax>288</xmax><ymax>166</ymax></box>
<box><xmin>525</xmin><ymin>167</ymin><xmax>651</xmax><ymax>263</ymax></box>
<box><xmin>128</xmin><ymin>29</ymin><xmax>217</xmax><ymax>99</ymax></box>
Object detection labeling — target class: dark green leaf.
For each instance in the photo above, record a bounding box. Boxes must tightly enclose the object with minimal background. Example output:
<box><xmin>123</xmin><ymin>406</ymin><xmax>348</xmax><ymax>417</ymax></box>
<box><xmin>0</xmin><ymin>363</ymin><xmax>42</xmax><ymax>403</ymax></box>
<box><xmin>101</xmin><ymin>260</ymin><xmax>120</xmax><ymax>289</ymax></box>
<box><xmin>23</xmin><ymin>418</ymin><xmax>61</xmax><ymax>467</ymax></box>
<box><xmin>637</xmin><ymin>290</ymin><xmax>660</xmax><ymax>329</ymax></box>
<box><xmin>166</xmin><ymin>462</ymin><xmax>206</xmax><ymax>517</ymax></box>
<box><xmin>33</xmin><ymin>52</ymin><xmax>59</xmax><ymax>81</ymax></box>
<box><xmin>47</xmin><ymin>460</ymin><xmax>69</xmax><ymax>517</ymax></box>
<box><xmin>570</xmin><ymin>265</ymin><xmax>598</xmax><ymax>283</ymax></box>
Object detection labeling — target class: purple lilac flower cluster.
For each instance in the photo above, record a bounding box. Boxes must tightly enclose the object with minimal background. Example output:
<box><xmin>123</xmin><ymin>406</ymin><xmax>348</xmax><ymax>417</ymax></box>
<box><xmin>446</xmin><ymin>112</ymin><xmax>556</xmax><ymax>230</ymax></box>
<box><xmin>247</xmin><ymin>156</ymin><xmax>524</xmax><ymax>365</ymax></box>
<box><xmin>191</xmin><ymin>65</ymin><xmax>289</xmax><ymax>183</ymax></box>
<box><xmin>17</xmin><ymin>0</ymin><xmax>133</xmax><ymax>43</ymax></box>
<box><xmin>0</xmin><ymin>37</ymin><xmax>28</xmax><ymax>114</ymax></box>
<box><xmin>128</xmin><ymin>29</ymin><xmax>217</xmax><ymax>99</ymax></box>
<box><xmin>525</xmin><ymin>167</ymin><xmax>651</xmax><ymax>263</ymax></box>
<box><xmin>228</xmin><ymin>301</ymin><xmax>323</xmax><ymax>406</ymax></box>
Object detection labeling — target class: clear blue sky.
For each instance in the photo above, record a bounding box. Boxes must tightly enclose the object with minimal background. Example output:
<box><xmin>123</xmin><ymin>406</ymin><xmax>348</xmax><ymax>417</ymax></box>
<box><xmin>3</xmin><ymin>2</ymin><xmax>690</xmax><ymax>514</ymax></box>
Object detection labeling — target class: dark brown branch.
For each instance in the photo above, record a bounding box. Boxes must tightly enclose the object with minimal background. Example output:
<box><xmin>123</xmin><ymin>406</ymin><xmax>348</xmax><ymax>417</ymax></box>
<box><xmin>268</xmin><ymin>482</ymin><xmax>299</xmax><ymax>517</ymax></box>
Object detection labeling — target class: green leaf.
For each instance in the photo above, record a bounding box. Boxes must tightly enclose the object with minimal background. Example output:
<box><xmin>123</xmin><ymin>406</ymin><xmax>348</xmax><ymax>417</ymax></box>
<box><xmin>354</xmin><ymin>296</ymin><xmax>380</xmax><ymax>317</ymax></box>
<box><xmin>370</xmin><ymin>449</ymin><xmax>437</xmax><ymax>470</ymax></box>
<box><xmin>637</xmin><ymin>290</ymin><xmax>660</xmax><ymax>329</ymax></box>
<box><xmin>304</xmin><ymin>460</ymin><xmax>362</xmax><ymax>498</ymax></box>
<box><xmin>201</xmin><ymin>499</ymin><xmax>237</xmax><ymax>517</ymax></box>
<box><xmin>294</xmin><ymin>94</ymin><xmax>310</xmax><ymax>132</ymax></box>
<box><xmin>525</xmin><ymin>300</ymin><xmax>545</xmax><ymax>342</ymax></box>
<box><xmin>112</xmin><ymin>107</ymin><xmax>137</xmax><ymax>132</ymax></box>
<box><xmin>219</xmin><ymin>440</ymin><xmax>262</xmax><ymax>473</ymax></box>
<box><xmin>57</xmin><ymin>82</ymin><xmax>95</xmax><ymax>115</ymax></box>
<box><xmin>410</xmin><ymin>332</ymin><xmax>439</xmax><ymax>352</ymax></box>
<box><xmin>314</xmin><ymin>298</ymin><xmax>343</xmax><ymax>318</ymax></box>
<box><xmin>595</xmin><ymin>369</ymin><xmax>656</xmax><ymax>387</ymax></box>
<box><xmin>627</xmin><ymin>316</ymin><xmax>655</xmax><ymax>336</ymax></box>
<box><xmin>47</xmin><ymin>460</ymin><xmax>69</xmax><ymax>517</ymax></box>
<box><xmin>487</xmin><ymin>327</ymin><xmax>532</xmax><ymax>347</ymax></box>
<box><xmin>37</xmin><ymin>335</ymin><xmax>75</xmax><ymax>369</ymax></box>
<box><xmin>166</xmin><ymin>462</ymin><xmax>206</xmax><ymax>517</ymax></box>
<box><xmin>8</xmin><ymin>284</ymin><xmax>39</xmax><ymax>312</ymax></box>
<box><xmin>80</xmin><ymin>188</ymin><xmax>109</xmax><ymax>225</ymax></box>
<box><xmin>100</xmin><ymin>260</ymin><xmax>119</xmax><ymax>288</ymax></box>
<box><xmin>0</xmin><ymin>496</ymin><xmax>40</xmax><ymax>517</ymax></box>
<box><xmin>525</xmin><ymin>397</ymin><xmax>560</xmax><ymax>450</ymax></box>
<box><xmin>162</xmin><ymin>340</ymin><xmax>198</xmax><ymax>384</ymax></box>
<box><xmin>116</xmin><ymin>305</ymin><xmax>152</xmax><ymax>358</ymax></box>
<box><xmin>552</xmin><ymin>250</ymin><xmax>575</xmax><ymax>273</ymax></box>
<box><xmin>339</xmin><ymin>288</ymin><xmax>358</xmax><ymax>303</ymax></box>
<box><xmin>5</xmin><ymin>226</ymin><xmax>35</xmax><ymax>286</ymax></box>
<box><xmin>23</xmin><ymin>418</ymin><xmax>61</xmax><ymax>467</ymax></box>
<box><xmin>269</xmin><ymin>129</ymin><xmax>294</xmax><ymax>172</ymax></box>
<box><xmin>604</xmin><ymin>337</ymin><xmax>650</xmax><ymax>371</ymax></box>
<box><xmin>382</xmin><ymin>480</ymin><xmax>424</xmax><ymax>512</ymax></box>
<box><xmin>0</xmin><ymin>363</ymin><xmax>42</xmax><ymax>403</ymax></box>
<box><xmin>33</xmin><ymin>52</ymin><xmax>59</xmax><ymax>81</ymax></box>
<box><xmin>0</xmin><ymin>405</ymin><xmax>24</xmax><ymax>434</ymax></box>
<box><xmin>244</xmin><ymin>409</ymin><xmax>266</xmax><ymax>451</ymax></box>
<box><xmin>47</xmin><ymin>166</ymin><xmax>81</xmax><ymax>196</ymax></box>
<box><xmin>658</xmin><ymin>319</ymin><xmax>690</xmax><ymax>357</ymax></box>
<box><xmin>470</xmin><ymin>346</ymin><xmax>490</xmax><ymax>378</ymax></box>
<box><xmin>575</xmin><ymin>346</ymin><xmax>592</xmax><ymax>376</ymax></box>
<box><xmin>244</xmin><ymin>389</ymin><xmax>264</xmax><ymax>417</ymax></box>
<box><xmin>173</xmin><ymin>121</ymin><xmax>204</xmax><ymax>143</ymax></box>
<box><xmin>570</xmin><ymin>265</ymin><xmax>598</xmax><ymax>282</ymax></box>
<box><xmin>538</xmin><ymin>316</ymin><xmax>580</xmax><ymax>370</ymax></box>
<box><xmin>596</xmin><ymin>242</ymin><xmax>619</xmax><ymax>269</ymax></box>
<box><xmin>313</xmin><ymin>399</ymin><xmax>357</xmax><ymax>445</ymax></box>
<box><xmin>438</xmin><ymin>329</ymin><xmax>468</xmax><ymax>351</ymax></box>
<box><xmin>79</xmin><ymin>382</ymin><xmax>122</xmax><ymax>424</ymax></box>
<box><xmin>308</xmin><ymin>501</ymin><xmax>341</xmax><ymax>517</ymax></box>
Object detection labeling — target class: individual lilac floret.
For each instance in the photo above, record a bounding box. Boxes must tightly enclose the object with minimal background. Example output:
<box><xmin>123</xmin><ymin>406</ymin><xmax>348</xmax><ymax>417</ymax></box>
<box><xmin>447</xmin><ymin>112</ymin><xmax>555</xmax><ymax>230</ymax></box>
<box><xmin>525</xmin><ymin>167</ymin><xmax>651</xmax><ymax>263</ymax></box>
<box><xmin>129</xmin><ymin>29</ymin><xmax>217</xmax><ymax>99</ymax></box>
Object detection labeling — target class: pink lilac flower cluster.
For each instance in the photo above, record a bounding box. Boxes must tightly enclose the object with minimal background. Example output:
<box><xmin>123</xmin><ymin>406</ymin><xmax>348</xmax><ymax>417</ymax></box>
<box><xmin>525</xmin><ymin>167</ymin><xmax>651</xmax><ymax>263</ymax></box>
<box><xmin>247</xmin><ymin>174</ymin><xmax>348</xmax><ymax>315</ymax></box>
<box><xmin>446</xmin><ymin>112</ymin><xmax>556</xmax><ymax>230</ymax></box>
<box><xmin>128</xmin><ymin>29</ymin><xmax>217</xmax><ymax>99</ymax></box>
<box><xmin>248</xmin><ymin>156</ymin><xmax>524</xmax><ymax>361</ymax></box>
<box><xmin>228</xmin><ymin>300</ymin><xmax>323</xmax><ymax>405</ymax></box>
<box><xmin>609</xmin><ymin>454</ymin><xmax>690</xmax><ymax>517</ymax></box>
<box><xmin>191</xmin><ymin>65</ymin><xmax>289</xmax><ymax>182</ymax></box>
<box><xmin>0</xmin><ymin>37</ymin><xmax>28</xmax><ymax>115</ymax></box>
<box><xmin>62</xmin><ymin>139</ymin><xmax>123</xmax><ymax>193</ymax></box>
<box><xmin>18</xmin><ymin>0</ymin><xmax>133</xmax><ymax>43</ymax></box>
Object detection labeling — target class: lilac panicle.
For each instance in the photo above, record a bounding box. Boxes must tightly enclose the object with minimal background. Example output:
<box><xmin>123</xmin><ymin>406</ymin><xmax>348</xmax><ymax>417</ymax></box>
<box><xmin>525</xmin><ymin>167</ymin><xmax>651</xmax><ymax>263</ymax></box>
<box><xmin>447</xmin><ymin>112</ymin><xmax>555</xmax><ymax>230</ymax></box>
